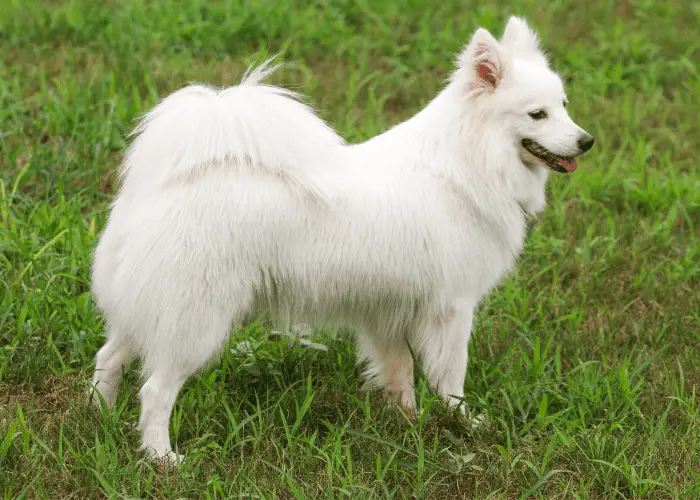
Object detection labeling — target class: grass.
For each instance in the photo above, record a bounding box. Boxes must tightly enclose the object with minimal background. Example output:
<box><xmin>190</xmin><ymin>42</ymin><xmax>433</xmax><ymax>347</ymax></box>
<box><xmin>0</xmin><ymin>0</ymin><xmax>698</xmax><ymax>497</ymax></box>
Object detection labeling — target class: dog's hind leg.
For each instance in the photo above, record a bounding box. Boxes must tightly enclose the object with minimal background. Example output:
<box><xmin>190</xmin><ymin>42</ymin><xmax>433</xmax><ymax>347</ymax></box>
<box><xmin>355</xmin><ymin>331</ymin><xmax>417</xmax><ymax>419</ymax></box>
<box><xmin>137</xmin><ymin>293</ymin><xmax>251</xmax><ymax>463</ymax></box>
<box><xmin>90</xmin><ymin>328</ymin><xmax>136</xmax><ymax>409</ymax></box>
<box><xmin>138</xmin><ymin>368</ymin><xmax>190</xmax><ymax>463</ymax></box>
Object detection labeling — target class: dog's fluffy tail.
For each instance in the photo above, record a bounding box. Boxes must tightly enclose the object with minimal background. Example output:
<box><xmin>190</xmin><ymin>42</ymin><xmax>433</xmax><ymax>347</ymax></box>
<box><xmin>120</xmin><ymin>58</ymin><xmax>344</xmax><ymax>198</ymax></box>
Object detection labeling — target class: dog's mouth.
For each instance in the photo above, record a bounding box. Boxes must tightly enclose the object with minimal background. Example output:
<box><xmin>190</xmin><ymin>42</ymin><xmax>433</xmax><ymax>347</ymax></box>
<box><xmin>521</xmin><ymin>138</ymin><xmax>577</xmax><ymax>173</ymax></box>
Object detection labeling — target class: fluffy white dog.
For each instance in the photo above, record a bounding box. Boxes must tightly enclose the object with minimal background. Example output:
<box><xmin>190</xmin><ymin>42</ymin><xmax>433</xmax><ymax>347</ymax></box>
<box><xmin>90</xmin><ymin>16</ymin><xmax>594</xmax><ymax>461</ymax></box>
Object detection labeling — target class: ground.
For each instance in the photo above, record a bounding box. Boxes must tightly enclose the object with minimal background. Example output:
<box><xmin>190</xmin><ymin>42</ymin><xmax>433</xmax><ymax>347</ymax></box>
<box><xmin>0</xmin><ymin>0</ymin><xmax>698</xmax><ymax>498</ymax></box>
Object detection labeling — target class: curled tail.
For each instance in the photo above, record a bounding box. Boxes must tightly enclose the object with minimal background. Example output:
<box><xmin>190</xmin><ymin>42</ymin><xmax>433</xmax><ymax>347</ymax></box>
<box><xmin>120</xmin><ymin>59</ymin><xmax>344</xmax><ymax>199</ymax></box>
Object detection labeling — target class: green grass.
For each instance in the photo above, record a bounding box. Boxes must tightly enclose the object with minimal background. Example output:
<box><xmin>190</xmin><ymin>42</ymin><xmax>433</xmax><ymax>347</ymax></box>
<box><xmin>1</xmin><ymin>0</ymin><xmax>698</xmax><ymax>497</ymax></box>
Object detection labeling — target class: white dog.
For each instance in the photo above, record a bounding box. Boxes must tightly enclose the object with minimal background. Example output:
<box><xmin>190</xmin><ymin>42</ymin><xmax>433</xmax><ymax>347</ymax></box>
<box><xmin>90</xmin><ymin>16</ymin><xmax>594</xmax><ymax>461</ymax></box>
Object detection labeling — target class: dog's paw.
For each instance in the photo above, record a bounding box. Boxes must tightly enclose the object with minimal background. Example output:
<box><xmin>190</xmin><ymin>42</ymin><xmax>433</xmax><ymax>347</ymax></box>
<box><xmin>142</xmin><ymin>446</ymin><xmax>185</xmax><ymax>466</ymax></box>
<box><xmin>87</xmin><ymin>382</ymin><xmax>119</xmax><ymax>413</ymax></box>
<box><xmin>455</xmin><ymin>406</ymin><xmax>485</xmax><ymax>429</ymax></box>
<box><xmin>399</xmin><ymin>404</ymin><xmax>423</xmax><ymax>423</ymax></box>
<box><xmin>466</xmin><ymin>412</ymin><xmax>485</xmax><ymax>429</ymax></box>
<box><xmin>385</xmin><ymin>392</ymin><xmax>420</xmax><ymax>422</ymax></box>
<box><xmin>86</xmin><ymin>386</ymin><xmax>108</xmax><ymax>413</ymax></box>
<box><xmin>442</xmin><ymin>397</ymin><xmax>485</xmax><ymax>429</ymax></box>
<box><xmin>155</xmin><ymin>451</ymin><xmax>186</xmax><ymax>467</ymax></box>
<box><xmin>163</xmin><ymin>451</ymin><xmax>186</xmax><ymax>466</ymax></box>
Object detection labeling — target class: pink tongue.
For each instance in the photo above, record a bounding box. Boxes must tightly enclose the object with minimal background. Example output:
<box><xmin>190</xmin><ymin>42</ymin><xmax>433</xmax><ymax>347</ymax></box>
<box><xmin>558</xmin><ymin>158</ymin><xmax>578</xmax><ymax>172</ymax></box>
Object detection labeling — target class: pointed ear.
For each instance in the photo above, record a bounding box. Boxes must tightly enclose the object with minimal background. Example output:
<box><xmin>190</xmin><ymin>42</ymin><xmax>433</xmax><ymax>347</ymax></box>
<box><xmin>458</xmin><ymin>28</ymin><xmax>506</xmax><ymax>92</ymax></box>
<box><xmin>500</xmin><ymin>16</ymin><xmax>543</xmax><ymax>60</ymax></box>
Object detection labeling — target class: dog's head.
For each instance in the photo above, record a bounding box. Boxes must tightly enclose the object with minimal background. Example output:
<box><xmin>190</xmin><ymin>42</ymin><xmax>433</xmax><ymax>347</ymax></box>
<box><xmin>457</xmin><ymin>17</ymin><xmax>594</xmax><ymax>173</ymax></box>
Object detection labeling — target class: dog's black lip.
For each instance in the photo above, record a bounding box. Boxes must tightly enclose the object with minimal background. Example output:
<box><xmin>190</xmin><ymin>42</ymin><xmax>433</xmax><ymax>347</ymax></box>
<box><xmin>521</xmin><ymin>138</ymin><xmax>573</xmax><ymax>173</ymax></box>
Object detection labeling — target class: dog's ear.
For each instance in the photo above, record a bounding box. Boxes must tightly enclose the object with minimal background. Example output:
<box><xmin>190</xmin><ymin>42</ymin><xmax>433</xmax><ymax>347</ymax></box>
<box><xmin>459</xmin><ymin>28</ymin><xmax>506</xmax><ymax>92</ymax></box>
<box><xmin>500</xmin><ymin>16</ymin><xmax>546</xmax><ymax>63</ymax></box>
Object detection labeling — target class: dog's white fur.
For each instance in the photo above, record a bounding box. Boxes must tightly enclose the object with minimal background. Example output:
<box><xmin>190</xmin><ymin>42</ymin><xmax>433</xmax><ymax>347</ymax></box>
<box><xmin>90</xmin><ymin>17</ymin><xmax>592</xmax><ymax>461</ymax></box>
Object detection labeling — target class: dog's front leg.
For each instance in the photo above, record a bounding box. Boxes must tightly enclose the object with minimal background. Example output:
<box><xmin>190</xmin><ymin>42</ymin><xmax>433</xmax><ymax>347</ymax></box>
<box><xmin>419</xmin><ymin>301</ymin><xmax>474</xmax><ymax>412</ymax></box>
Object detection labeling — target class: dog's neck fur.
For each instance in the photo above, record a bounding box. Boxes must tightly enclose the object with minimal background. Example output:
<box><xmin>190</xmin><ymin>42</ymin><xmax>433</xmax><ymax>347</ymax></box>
<box><xmin>359</xmin><ymin>78</ymin><xmax>549</xmax><ymax>220</ymax></box>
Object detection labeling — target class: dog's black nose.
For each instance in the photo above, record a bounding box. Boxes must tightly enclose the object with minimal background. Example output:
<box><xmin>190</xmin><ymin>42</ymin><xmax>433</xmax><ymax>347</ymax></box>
<box><xmin>578</xmin><ymin>134</ymin><xmax>595</xmax><ymax>152</ymax></box>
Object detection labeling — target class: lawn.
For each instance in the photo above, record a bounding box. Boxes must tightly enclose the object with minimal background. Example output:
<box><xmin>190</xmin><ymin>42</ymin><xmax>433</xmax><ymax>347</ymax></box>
<box><xmin>1</xmin><ymin>0</ymin><xmax>698</xmax><ymax>498</ymax></box>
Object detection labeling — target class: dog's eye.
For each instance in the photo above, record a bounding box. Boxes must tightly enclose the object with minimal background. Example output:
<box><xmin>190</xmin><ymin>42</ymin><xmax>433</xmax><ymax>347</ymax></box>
<box><xmin>563</xmin><ymin>100</ymin><xmax>568</xmax><ymax>108</ymax></box>
<box><xmin>528</xmin><ymin>110</ymin><xmax>548</xmax><ymax>120</ymax></box>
